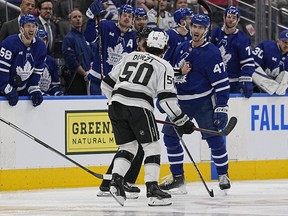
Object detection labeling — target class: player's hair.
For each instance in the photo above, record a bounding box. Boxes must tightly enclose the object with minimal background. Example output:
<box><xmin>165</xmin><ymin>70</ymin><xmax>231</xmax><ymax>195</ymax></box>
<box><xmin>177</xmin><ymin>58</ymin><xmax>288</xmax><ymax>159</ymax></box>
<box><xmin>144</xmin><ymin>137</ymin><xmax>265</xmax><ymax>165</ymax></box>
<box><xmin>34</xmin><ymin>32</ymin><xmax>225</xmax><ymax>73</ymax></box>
<box><xmin>37</xmin><ymin>0</ymin><xmax>53</xmax><ymax>10</ymax></box>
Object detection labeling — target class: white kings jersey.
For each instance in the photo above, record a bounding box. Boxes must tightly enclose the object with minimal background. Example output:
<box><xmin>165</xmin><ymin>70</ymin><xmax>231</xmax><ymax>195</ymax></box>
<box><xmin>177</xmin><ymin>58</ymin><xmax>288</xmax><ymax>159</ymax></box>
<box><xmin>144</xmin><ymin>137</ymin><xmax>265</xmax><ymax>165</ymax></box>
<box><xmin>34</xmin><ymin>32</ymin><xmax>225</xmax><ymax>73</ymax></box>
<box><xmin>101</xmin><ymin>51</ymin><xmax>182</xmax><ymax>120</ymax></box>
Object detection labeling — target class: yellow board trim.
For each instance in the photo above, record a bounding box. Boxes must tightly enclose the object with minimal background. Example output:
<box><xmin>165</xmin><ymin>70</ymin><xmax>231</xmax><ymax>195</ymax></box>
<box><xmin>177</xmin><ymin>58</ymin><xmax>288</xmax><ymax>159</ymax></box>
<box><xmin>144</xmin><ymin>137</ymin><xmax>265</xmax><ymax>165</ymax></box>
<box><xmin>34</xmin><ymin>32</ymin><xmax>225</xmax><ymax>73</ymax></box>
<box><xmin>0</xmin><ymin>160</ymin><xmax>287</xmax><ymax>191</ymax></box>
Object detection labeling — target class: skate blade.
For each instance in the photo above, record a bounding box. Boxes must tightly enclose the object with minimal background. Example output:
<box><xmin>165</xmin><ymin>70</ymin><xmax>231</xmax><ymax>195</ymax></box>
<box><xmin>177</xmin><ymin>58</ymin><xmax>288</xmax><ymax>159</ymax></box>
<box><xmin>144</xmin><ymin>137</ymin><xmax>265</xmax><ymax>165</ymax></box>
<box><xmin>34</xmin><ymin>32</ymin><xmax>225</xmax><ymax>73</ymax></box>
<box><xmin>97</xmin><ymin>191</ymin><xmax>111</xmax><ymax>197</ymax></box>
<box><xmin>126</xmin><ymin>192</ymin><xmax>139</xmax><ymax>199</ymax></box>
<box><xmin>166</xmin><ymin>187</ymin><xmax>187</xmax><ymax>195</ymax></box>
<box><xmin>148</xmin><ymin>197</ymin><xmax>172</xmax><ymax>206</ymax></box>
<box><xmin>110</xmin><ymin>187</ymin><xmax>126</xmax><ymax>206</ymax></box>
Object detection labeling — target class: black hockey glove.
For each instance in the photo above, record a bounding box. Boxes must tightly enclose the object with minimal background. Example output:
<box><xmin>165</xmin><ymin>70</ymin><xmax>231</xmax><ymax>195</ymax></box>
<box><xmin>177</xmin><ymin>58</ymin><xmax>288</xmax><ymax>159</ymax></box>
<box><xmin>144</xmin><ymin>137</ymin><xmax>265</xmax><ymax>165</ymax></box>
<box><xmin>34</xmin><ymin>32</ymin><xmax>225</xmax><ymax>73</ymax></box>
<box><xmin>5</xmin><ymin>88</ymin><xmax>19</xmax><ymax>106</ymax></box>
<box><xmin>30</xmin><ymin>91</ymin><xmax>43</xmax><ymax>107</ymax></box>
<box><xmin>173</xmin><ymin>113</ymin><xmax>195</xmax><ymax>134</ymax></box>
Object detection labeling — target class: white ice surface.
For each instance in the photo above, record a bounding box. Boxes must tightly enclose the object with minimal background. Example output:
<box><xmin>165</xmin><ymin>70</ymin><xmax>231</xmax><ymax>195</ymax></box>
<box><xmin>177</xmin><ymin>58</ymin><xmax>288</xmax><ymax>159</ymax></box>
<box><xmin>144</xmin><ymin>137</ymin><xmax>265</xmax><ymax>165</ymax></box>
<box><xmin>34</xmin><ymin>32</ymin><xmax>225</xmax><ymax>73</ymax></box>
<box><xmin>0</xmin><ymin>179</ymin><xmax>288</xmax><ymax>216</ymax></box>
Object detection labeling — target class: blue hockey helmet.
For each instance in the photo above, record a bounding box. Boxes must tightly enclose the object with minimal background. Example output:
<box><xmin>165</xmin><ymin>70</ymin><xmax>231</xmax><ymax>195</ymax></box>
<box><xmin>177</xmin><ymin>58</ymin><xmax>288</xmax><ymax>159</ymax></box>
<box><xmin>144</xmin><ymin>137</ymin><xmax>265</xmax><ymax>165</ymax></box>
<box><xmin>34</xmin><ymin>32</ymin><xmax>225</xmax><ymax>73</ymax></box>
<box><xmin>19</xmin><ymin>14</ymin><xmax>38</xmax><ymax>28</ymax></box>
<box><xmin>118</xmin><ymin>4</ymin><xmax>135</xmax><ymax>16</ymax></box>
<box><xmin>225</xmin><ymin>6</ymin><xmax>240</xmax><ymax>18</ymax></box>
<box><xmin>191</xmin><ymin>13</ymin><xmax>210</xmax><ymax>28</ymax></box>
<box><xmin>173</xmin><ymin>8</ymin><xmax>193</xmax><ymax>24</ymax></box>
<box><xmin>37</xmin><ymin>29</ymin><xmax>48</xmax><ymax>38</ymax></box>
<box><xmin>135</xmin><ymin>7</ymin><xmax>147</xmax><ymax>18</ymax></box>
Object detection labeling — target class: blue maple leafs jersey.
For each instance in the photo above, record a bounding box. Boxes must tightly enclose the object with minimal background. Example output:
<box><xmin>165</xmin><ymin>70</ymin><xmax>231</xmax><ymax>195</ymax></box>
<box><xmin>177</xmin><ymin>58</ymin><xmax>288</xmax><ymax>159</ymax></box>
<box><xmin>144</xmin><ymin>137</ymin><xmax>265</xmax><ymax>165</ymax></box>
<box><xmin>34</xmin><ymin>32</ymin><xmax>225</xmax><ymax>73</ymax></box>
<box><xmin>211</xmin><ymin>28</ymin><xmax>255</xmax><ymax>81</ymax></box>
<box><xmin>39</xmin><ymin>55</ymin><xmax>61</xmax><ymax>95</ymax></box>
<box><xmin>173</xmin><ymin>41</ymin><xmax>230</xmax><ymax>106</ymax></box>
<box><xmin>0</xmin><ymin>34</ymin><xmax>46</xmax><ymax>95</ymax></box>
<box><xmin>163</xmin><ymin>28</ymin><xmax>191</xmax><ymax>63</ymax></box>
<box><xmin>253</xmin><ymin>40</ymin><xmax>288</xmax><ymax>78</ymax></box>
<box><xmin>84</xmin><ymin>20</ymin><xmax>137</xmax><ymax>81</ymax></box>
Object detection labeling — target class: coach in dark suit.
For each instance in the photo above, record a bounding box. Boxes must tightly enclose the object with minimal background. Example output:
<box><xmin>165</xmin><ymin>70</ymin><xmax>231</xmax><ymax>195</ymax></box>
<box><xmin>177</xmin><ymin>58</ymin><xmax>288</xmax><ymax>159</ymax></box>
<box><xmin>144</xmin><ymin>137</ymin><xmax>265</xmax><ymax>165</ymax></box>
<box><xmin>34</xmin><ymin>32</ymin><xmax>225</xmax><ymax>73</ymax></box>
<box><xmin>37</xmin><ymin>0</ymin><xmax>57</xmax><ymax>55</ymax></box>
<box><xmin>0</xmin><ymin>0</ymin><xmax>35</xmax><ymax>42</ymax></box>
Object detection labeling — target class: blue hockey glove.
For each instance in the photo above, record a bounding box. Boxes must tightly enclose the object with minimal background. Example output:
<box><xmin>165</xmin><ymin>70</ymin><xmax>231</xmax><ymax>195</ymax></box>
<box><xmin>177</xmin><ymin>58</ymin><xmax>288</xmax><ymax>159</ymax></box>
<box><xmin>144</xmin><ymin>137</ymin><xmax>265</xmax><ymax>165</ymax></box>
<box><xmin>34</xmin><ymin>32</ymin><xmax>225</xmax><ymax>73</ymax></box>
<box><xmin>213</xmin><ymin>105</ymin><xmax>228</xmax><ymax>130</ymax></box>
<box><xmin>6</xmin><ymin>88</ymin><xmax>19</xmax><ymax>106</ymax></box>
<box><xmin>30</xmin><ymin>91</ymin><xmax>43</xmax><ymax>107</ymax></box>
<box><xmin>86</xmin><ymin>0</ymin><xmax>103</xmax><ymax>20</ymax></box>
<box><xmin>239</xmin><ymin>76</ymin><xmax>253</xmax><ymax>98</ymax></box>
<box><xmin>173</xmin><ymin>113</ymin><xmax>195</xmax><ymax>134</ymax></box>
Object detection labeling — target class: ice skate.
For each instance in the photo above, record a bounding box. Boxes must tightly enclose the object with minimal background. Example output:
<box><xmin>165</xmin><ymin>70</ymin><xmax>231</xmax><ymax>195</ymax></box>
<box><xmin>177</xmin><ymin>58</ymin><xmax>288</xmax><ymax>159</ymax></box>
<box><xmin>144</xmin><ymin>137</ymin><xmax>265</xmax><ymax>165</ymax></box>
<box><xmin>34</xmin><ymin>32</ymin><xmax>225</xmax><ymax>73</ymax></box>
<box><xmin>159</xmin><ymin>174</ymin><xmax>187</xmax><ymax>195</ymax></box>
<box><xmin>218</xmin><ymin>174</ymin><xmax>231</xmax><ymax>195</ymax></box>
<box><xmin>123</xmin><ymin>182</ymin><xmax>140</xmax><ymax>199</ymax></box>
<box><xmin>146</xmin><ymin>181</ymin><xmax>172</xmax><ymax>206</ymax></box>
<box><xmin>97</xmin><ymin>185</ymin><xmax>111</xmax><ymax>197</ymax></box>
<box><xmin>109</xmin><ymin>173</ymin><xmax>126</xmax><ymax>206</ymax></box>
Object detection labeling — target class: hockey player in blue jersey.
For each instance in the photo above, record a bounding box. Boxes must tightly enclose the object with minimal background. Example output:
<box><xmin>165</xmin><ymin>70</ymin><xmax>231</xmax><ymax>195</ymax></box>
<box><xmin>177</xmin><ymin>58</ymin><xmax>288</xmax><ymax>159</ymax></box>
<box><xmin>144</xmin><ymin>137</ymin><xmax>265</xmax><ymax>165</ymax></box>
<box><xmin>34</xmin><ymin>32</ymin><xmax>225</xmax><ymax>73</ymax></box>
<box><xmin>211</xmin><ymin>6</ymin><xmax>255</xmax><ymax>98</ymax></box>
<box><xmin>159</xmin><ymin>14</ymin><xmax>231</xmax><ymax>194</ymax></box>
<box><xmin>36</xmin><ymin>29</ymin><xmax>63</xmax><ymax>96</ymax></box>
<box><xmin>163</xmin><ymin>7</ymin><xmax>192</xmax><ymax>64</ymax></box>
<box><xmin>133</xmin><ymin>7</ymin><xmax>148</xmax><ymax>32</ymax></box>
<box><xmin>252</xmin><ymin>29</ymin><xmax>288</xmax><ymax>95</ymax></box>
<box><xmin>0</xmin><ymin>14</ymin><xmax>46</xmax><ymax>107</ymax></box>
<box><xmin>84</xmin><ymin>2</ymin><xmax>137</xmax><ymax>95</ymax></box>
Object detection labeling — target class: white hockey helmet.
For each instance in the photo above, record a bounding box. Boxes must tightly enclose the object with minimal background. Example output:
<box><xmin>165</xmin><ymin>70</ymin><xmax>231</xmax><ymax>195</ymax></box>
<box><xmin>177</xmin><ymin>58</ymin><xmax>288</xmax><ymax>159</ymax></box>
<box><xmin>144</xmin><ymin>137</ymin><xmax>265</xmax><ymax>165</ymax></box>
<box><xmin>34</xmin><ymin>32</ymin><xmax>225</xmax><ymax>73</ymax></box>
<box><xmin>146</xmin><ymin>31</ymin><xmax>168</xmax><ymax>49</ymax></box>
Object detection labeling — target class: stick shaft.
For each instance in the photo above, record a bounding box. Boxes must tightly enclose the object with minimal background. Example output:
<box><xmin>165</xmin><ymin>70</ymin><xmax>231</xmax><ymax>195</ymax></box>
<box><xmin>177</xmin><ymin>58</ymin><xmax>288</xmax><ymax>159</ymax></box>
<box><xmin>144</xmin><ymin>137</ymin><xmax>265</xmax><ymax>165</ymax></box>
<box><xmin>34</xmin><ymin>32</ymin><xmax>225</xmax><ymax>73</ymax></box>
<box><xmin>0</xmin><ymin>117</ymin><xmax>111</xmax><ymax>180</ymax></box>
<box><xmin>173</xmin><ymin>127</ymin><xmax>214</xmax><ymax>197</ymax></box>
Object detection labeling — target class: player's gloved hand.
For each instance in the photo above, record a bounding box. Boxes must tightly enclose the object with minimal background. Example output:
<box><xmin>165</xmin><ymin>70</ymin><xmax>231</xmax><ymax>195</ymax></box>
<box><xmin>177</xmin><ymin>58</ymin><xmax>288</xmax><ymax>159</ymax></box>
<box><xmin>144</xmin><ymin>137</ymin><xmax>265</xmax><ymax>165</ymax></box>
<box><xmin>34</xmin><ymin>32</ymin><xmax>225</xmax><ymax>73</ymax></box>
<box><xmin>86</xmin><ymin>0</ymin><xmax>103</xmax><ymax>20</ymax></box>
<box><xmin>239</xmin><ymin>76</ymin><xmax>253</xmax><ymax>98</ymax></box>
<box><xmin>213</xmin><ymin>105</ymin><xmax>228</xmax><ymax>130</ymax></box>
<box><xmin>30</xmin><ymin>91</ymin><xmax>43</xmax><ymax>107</ymax></box>
<box><xmin>5</xmin><ymin>88</ymin><xmax>19</xmax><ymax>106</ymax></box>
<box><xmin>173</xmin><ymin>113</ymin><xmax>195</xmax><ymax>134</ymax></box>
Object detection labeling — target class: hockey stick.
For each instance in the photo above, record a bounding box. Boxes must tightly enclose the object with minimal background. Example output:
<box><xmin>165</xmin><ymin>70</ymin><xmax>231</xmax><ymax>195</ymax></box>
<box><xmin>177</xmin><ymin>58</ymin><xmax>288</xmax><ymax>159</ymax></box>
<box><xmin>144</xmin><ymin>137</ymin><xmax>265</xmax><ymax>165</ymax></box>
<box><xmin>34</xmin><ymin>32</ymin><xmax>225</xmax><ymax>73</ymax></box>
<box><xmin>197</xmin><ymin>0</ymin><xmax>213</xmax><ymax>40</ymax></box>
<box><xmin>0</xmin><ymin>117</ymin><xmax>112</xmax><ymax>181</ymax></box>
<box><xmin>172</xmin><ymin>126</ymin><xmax>214</xmax><ymax>197</ymax></box>
<box><xmin>156</xmin><ymin>117</ymin><xmax>238</xmax><ymax>137</ymax></box>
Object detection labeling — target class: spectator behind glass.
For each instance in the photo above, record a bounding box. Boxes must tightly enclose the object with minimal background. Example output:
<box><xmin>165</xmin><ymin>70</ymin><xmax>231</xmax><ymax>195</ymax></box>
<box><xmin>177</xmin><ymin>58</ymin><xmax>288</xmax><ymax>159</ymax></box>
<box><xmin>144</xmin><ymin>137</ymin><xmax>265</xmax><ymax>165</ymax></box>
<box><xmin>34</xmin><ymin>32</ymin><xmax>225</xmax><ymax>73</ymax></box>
<box><xmin>146</xmin><ymin>0</ymin><xmax>175</xmax><ymax>31</ymax></box>
<box><xmin>62</xmin><ymin>9</ymin><xmax>94</xmax><ymax>95</ymax></box>
<box><xmin>0</xmin><ymin>0</ymin><xmax>35</xmax><ymax>42</ymax></box>
<box><xmin>37</xmin><ymin>0</ymin><xmax>57</xmax><ymax>55</ymax></box>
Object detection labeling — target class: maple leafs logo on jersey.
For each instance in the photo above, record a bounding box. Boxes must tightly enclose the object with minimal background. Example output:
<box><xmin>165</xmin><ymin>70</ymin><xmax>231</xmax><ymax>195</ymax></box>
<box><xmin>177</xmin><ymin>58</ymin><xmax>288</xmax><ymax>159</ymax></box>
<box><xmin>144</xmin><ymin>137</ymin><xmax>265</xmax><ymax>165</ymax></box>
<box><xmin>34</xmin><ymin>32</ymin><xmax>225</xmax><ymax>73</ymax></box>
<box><xmin>16</xmin><ymin>61</ymin><xmax>34</xmax><ymax>81</ymax></box>
<box><xmin>106</xmin><ymin>44</ymin><xmax>127</xmax><ymax>66</ymax></box>
<box><xmin>39</xmin><ymin>67</ymin><xmax>51</xmax><ymax>92</ymax></box>
<box><xmin>174</xmin><ymin>75</ymin><xmax>187</xmax><ymax>84</ymax></box>
<box><xmin>219</xmin><ymin>46</ymin><xmax>231</xmax><ymax>67</ymax></box>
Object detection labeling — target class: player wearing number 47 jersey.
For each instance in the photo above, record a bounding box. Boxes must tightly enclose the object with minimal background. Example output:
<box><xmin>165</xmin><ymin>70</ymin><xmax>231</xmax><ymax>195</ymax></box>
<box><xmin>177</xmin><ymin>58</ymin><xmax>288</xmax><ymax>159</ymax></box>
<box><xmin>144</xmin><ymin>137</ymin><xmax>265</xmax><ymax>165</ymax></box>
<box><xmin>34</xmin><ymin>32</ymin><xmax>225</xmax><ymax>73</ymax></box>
<box><xmin>101</xmin><ymin>30</ymin><xmax>195</xmax><ymax>207</ymax></box>
<box><xmin>159</xmin><ymin>14</ymin><xmax>231</xmax><ymax>194</ymax></box>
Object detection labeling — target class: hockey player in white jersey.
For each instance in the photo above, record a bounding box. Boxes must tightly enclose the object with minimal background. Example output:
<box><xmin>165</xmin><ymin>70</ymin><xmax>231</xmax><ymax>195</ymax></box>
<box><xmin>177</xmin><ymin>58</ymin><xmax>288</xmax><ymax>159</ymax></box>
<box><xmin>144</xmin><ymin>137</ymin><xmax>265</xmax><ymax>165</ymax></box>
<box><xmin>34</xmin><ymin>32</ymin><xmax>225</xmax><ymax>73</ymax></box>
<box><xmin>0</xmin><ymin>14</ymin><xmax>46</xmax><ymax>106</ymax></box>
<box><xmin>159</xmin><ymin>14</ymin><xmax>231</xmax><ymax>194</ymax></box>
<box><xmin>211</xmin><ymin>6</ymin><xmax>255</xmax><ymax>98</ymax></box>
<box><xmin>101</xmin><ymin>30</ymin><xmax>195</xmax><ymax>206</ymax></box>
<box><xmin>252</xmin><ymin>29</ymin><xmax>288</xmax><ymax>95</ymax></box>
